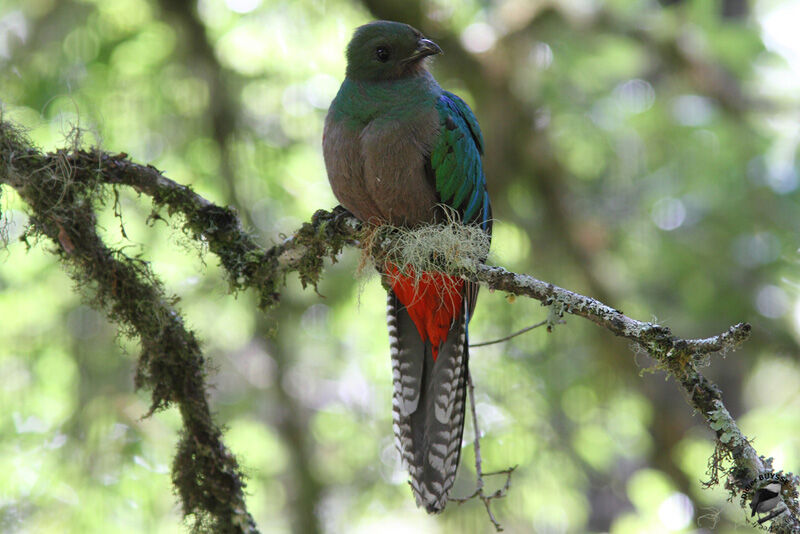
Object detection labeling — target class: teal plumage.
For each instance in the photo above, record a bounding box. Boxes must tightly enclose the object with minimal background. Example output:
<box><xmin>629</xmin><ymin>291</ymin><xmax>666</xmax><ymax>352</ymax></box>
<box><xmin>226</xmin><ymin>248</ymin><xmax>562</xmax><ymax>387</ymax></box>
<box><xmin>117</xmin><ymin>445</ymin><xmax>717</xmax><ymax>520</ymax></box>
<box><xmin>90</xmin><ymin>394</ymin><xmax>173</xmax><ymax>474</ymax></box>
<box><xmin>323</xmin><ymin>20</ymin><xmax>491</xmax><ymax>513</ymax></box>
<box><xmin>432</xmin><ymin>92</ymin><xmax>489</xmax><ymax>225</ymax></box>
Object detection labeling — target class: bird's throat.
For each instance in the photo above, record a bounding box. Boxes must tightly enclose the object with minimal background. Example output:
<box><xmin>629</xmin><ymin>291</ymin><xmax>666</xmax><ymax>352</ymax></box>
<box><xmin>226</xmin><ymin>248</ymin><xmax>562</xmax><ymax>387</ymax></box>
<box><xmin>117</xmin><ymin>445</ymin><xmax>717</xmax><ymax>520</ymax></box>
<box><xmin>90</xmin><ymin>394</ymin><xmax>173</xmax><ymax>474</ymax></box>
<box><xmin>330</xmin><ymin>76</ymin><xmax>441</xmax><ymax>126</ymax></box>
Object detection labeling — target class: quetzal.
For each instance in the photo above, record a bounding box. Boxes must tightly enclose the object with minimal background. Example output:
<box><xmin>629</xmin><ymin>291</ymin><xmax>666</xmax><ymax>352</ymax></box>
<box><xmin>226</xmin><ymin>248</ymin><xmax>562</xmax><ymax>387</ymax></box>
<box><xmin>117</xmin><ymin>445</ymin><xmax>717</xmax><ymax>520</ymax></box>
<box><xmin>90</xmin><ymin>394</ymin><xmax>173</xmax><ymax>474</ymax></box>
<box><xmin>323</xmin><ymin>20</ymin><xmax>492</xmax><ymax>513</ymax></box>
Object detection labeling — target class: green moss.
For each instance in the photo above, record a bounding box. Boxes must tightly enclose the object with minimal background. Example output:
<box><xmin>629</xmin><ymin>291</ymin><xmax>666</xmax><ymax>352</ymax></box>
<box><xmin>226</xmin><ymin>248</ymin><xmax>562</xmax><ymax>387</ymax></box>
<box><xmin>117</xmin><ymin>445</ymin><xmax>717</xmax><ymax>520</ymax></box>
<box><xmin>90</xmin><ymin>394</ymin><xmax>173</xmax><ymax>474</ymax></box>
<box><xmin>0</xmin><ymin>119</ymin><xmax>258</xmax><ymax>533</ymax></box>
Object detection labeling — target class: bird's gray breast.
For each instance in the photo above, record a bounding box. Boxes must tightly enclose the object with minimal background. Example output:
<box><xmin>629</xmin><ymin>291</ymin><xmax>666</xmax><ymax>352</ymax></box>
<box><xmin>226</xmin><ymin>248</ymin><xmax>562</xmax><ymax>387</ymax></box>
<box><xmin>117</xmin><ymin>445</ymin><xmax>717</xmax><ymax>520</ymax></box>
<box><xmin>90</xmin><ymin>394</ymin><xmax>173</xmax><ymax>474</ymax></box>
<box><xmin>324</xmin><ymin>107</ymin><xmax>440</xmax><ymax>227</ymax></box>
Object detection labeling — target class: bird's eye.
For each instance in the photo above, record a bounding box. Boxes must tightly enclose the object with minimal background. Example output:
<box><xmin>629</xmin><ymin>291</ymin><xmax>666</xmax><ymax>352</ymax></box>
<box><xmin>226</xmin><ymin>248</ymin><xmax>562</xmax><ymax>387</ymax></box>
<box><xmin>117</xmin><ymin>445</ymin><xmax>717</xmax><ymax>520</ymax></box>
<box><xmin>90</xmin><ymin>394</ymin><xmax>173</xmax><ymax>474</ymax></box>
<box><xmin>375</xmin><ymin>46</ymin><xmax>390</xmax><ymax>62</ymax></box>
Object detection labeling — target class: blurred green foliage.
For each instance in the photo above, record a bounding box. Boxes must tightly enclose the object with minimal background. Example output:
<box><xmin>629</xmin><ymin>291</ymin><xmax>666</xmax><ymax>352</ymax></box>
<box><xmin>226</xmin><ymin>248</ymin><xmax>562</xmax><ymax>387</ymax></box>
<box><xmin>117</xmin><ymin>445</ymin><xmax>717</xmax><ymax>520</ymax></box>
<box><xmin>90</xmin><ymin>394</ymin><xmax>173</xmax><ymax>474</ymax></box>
<box><xmin>2</xmin><ymin>0</ymin><xmax>800</xmax><ymax>532</ymax></box>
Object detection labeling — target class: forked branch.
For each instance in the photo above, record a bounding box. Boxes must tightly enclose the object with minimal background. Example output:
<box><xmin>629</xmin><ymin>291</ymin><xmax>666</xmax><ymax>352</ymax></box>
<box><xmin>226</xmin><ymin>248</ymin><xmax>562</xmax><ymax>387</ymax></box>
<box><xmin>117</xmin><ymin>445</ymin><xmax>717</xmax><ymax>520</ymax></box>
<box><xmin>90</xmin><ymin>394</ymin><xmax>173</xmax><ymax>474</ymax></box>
<box><xmin>450</xmin><ymin>370</ymin><xmax>517</xmax><ymax>531</ymax></box>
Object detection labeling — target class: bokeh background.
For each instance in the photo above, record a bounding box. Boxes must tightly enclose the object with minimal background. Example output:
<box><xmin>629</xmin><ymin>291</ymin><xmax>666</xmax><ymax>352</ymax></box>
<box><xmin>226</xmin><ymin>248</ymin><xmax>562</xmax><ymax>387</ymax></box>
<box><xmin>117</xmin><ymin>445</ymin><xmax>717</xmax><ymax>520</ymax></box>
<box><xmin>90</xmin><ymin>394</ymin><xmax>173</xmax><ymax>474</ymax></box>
<box><xmin>2</xmin><ymin>0</ymin><xmax>800</xmax><ymax>532</ymax></box>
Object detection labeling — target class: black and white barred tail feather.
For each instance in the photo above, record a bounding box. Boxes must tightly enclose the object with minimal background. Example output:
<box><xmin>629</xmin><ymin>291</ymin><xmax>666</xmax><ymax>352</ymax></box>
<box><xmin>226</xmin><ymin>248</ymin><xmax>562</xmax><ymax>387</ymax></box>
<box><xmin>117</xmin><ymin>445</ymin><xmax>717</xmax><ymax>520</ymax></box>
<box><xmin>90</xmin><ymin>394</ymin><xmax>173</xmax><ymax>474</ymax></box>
<box><xmin>387</xmin><ymin>291</ymin><xmax>469</xmax><ymax>513</ymax></box>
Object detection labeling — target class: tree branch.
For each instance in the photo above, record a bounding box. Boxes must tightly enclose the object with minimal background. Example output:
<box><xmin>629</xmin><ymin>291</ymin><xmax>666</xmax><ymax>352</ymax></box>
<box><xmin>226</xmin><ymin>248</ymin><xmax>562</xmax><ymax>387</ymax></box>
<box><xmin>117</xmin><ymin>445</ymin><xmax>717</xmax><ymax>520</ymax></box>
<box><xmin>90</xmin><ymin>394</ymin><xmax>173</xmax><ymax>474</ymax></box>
<box><xmin>1</xmin><ymin>119</ymin><xmax>798</xmax><ymax>531</ymax></box>
<box><xmin>1</xmin><ymin>121</ymin><xmax>259</xmax><ymax>533</ymax></box>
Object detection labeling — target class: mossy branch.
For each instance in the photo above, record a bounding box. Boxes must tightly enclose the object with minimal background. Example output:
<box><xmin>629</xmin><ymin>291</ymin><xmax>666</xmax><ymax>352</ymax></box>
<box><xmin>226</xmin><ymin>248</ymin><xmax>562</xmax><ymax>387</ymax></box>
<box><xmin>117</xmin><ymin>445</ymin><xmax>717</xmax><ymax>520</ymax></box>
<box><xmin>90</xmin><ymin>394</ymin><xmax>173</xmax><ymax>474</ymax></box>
<box><xmin>1</xmin><ymin>121</ymin><xmax>258</xmax><ymax>532</ymax></box>
<box><xmin>1</xmin><ymin>116</ymin><xmax>798</xmax><ymax>532</ymax></box>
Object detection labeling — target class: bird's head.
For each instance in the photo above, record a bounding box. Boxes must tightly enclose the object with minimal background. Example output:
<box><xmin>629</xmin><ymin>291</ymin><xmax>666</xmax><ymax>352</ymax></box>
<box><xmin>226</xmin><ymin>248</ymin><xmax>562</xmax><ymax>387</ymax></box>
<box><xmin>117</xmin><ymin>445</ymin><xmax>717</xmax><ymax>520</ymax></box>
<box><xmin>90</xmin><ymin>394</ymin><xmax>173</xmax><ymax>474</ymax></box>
<box><xmin>345</xmin><ymin>20</ymin><xmax>442</xmax><ymax>81</ymax></box>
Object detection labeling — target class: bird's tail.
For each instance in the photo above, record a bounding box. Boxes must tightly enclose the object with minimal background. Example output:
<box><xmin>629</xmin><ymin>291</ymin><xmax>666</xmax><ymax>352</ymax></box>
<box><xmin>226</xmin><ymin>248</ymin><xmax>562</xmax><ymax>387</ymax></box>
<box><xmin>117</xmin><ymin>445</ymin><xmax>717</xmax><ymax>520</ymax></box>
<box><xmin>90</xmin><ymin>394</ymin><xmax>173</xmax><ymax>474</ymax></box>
<box><xmin>386</xmin><ymin>266</ymin><xmax>469</xmax><ymax>513</ymax></box>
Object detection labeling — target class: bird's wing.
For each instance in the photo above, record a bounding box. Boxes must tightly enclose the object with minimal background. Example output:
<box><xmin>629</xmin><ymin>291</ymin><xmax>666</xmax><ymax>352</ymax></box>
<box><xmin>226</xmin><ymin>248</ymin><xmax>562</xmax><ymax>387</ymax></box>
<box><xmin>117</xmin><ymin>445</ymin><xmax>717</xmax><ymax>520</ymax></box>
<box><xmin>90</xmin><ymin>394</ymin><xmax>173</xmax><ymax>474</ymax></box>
<box><xmin>429</xmin><ymin>91</ymin><xmax>492</xmax><ymax>320</ymax></box>
<box><xmin>430</xmin><ymin>91</ymin><xmax>492</xmax><ymax>231</ymax></box>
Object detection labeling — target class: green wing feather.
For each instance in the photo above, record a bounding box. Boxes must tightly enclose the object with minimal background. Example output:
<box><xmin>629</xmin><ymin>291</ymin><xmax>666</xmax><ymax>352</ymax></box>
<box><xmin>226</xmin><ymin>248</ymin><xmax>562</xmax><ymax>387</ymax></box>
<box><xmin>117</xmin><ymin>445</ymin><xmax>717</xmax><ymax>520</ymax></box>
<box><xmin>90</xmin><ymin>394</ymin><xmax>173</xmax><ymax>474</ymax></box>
<box><xmin>430</xmin><ymin>92</ymin><xmax>490</xmax><ymax>228</ymax></box>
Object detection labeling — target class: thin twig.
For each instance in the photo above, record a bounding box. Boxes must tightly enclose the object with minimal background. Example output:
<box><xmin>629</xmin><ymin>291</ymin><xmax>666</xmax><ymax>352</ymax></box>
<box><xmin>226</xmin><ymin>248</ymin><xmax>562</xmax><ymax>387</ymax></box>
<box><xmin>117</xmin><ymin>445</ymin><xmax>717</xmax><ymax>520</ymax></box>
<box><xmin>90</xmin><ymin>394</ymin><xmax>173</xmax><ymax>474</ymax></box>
<box><xmin>470</xmin><ymin>319</ymin><xmax>548</xmax><ymax>347</ymax></box>
<box><xmin>450</xmin><ymin>370</ymin><xmax>515</xmax><ymax>531</ymax></box>
<box><xmin>758</xmin><ymin>506</ymin><xmax>789</xmax><ymax>525</ymax></box>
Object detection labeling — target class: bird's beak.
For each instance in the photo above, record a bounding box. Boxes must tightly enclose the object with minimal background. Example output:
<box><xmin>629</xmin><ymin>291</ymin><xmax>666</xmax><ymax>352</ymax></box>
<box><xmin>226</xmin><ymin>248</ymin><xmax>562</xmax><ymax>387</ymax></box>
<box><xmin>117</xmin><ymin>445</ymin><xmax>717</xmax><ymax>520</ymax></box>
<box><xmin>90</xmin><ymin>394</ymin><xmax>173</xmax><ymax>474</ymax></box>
<box><xmin>406</xmin><ymin>38</ymin><xmax>442</xmax><ymax>62</ymax></box>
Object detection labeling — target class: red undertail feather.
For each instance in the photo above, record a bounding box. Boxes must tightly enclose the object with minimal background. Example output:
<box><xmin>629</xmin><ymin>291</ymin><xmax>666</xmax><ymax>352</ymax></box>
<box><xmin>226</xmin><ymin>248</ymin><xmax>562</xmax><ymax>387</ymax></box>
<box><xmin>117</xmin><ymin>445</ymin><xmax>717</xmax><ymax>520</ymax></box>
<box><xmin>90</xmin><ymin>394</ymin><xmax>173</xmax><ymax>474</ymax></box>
<box><xmin>385</xmin><ymin>263</ymin><xmax>464</xmax><ymax>360</ymax></box>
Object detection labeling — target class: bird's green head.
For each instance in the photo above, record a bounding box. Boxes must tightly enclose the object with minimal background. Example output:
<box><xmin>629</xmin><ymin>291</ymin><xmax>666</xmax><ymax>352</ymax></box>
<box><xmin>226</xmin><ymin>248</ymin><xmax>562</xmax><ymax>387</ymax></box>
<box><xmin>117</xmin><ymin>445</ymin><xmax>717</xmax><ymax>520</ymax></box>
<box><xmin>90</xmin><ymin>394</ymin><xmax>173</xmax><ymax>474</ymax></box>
<box><xmin>345</xmin><ymin>21</ymin><xmax>442</xmax><ymax>81</ymax></box>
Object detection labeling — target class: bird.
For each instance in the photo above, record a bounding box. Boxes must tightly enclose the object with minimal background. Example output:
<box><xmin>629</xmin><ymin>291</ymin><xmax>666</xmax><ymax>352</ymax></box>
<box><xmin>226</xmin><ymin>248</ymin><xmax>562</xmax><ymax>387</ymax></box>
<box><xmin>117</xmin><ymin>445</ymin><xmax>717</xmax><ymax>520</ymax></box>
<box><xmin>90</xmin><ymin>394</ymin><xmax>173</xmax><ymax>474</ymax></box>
<box><xmin>750</xmin><ymin>481</ymin><xmax>783</xmax><ymax>517</ymax></box>
<box><xmin>323</xmin><ymin>20</ymin><xmax>492</xmax><ymax>512</ymax></box>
